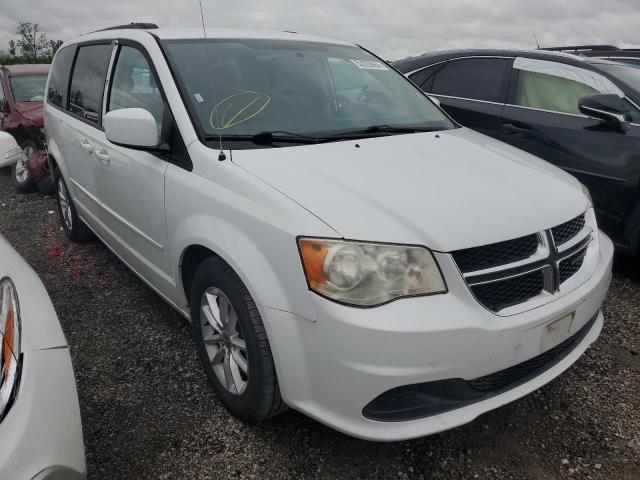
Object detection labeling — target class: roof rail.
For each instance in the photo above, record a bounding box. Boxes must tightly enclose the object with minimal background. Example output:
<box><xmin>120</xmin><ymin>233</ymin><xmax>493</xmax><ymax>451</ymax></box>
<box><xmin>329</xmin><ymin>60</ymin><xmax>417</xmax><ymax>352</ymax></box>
<box><xmin>93</xmin><ymin>22</ymin><xmax>159</xmax><ymax>33</ymax></box>
<box><xmin>541</xmin><ymin>45</ymin><xmax>620</xmax><ymax>52</ymax></box>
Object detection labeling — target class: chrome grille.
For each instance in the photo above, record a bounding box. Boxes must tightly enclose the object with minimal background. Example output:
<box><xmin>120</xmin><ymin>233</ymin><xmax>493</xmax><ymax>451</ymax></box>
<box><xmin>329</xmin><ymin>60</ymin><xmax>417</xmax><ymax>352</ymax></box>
<box><xmin>552</xmin><ymin>214</ymin><xmax>585</xmax><ymax>246</ymax></box>
<box><xmin>452</xmin><ymin>234</ymin><xmax>538</xmax><ymax>273</ymax></box>
<box><xmin>452</xmin><ymin>212</ymin><xmax>593</xmax><ymax>314</ymax></box>
<box><xmin>471</xmin><ymin>269</ymin><xmax>545</xmax><ymax>312</ymax></box>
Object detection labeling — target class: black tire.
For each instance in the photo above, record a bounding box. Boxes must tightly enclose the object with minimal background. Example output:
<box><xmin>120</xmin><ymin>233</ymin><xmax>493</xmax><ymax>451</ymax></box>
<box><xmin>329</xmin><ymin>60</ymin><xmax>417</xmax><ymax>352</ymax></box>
<box><xmin>12</xmin><ymin>139</ymin><xmax>37</xmax><ymax>192</ymax></box>
<box><xmin>190</xmin><ymin>256</ymin><xmax>286</xmax><ymax>422</ymax></box>
<box><xmin>54</xmin><ymin>168</ymin><xmax>93</xmax><ymax>242</ymax></box>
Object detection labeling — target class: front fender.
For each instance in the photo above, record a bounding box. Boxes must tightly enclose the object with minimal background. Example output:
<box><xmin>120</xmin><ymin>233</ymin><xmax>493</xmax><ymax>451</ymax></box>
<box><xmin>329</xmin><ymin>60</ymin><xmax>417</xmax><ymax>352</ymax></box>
<box><xmin>165</xmin><ymin>156</ymin><xmax>337</xmax><ymax>323</ymax></box>
<box><xmin>172</xmin><ymin>215</ymin><xmax>317</xmax><ymax>322</ymax></box>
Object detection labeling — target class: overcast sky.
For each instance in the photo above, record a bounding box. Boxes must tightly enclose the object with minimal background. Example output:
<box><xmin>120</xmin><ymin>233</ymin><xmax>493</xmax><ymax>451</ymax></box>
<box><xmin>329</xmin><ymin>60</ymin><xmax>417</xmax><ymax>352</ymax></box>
<box><xmin>1</xmin><ymin>0</ymin><xmax>639</xmax><ymax>60</ymax></box>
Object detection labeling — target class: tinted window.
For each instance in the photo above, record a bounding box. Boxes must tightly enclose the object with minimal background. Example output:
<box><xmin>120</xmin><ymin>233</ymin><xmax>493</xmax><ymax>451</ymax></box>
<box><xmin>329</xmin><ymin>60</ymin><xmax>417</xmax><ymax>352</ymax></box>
<box><xmin>47</xmin><ymin>45</ymin><xmax>75</xmax><ymax>107</ymax></box>
<box><xmin>409</xmin><ymin>64</ymin><xmax>442</xmax><ymax>91</ymax></box>
<box><xmin>432</xmin><ymin>58</ymin><xmax>511</xmax><ymax>102</ymax></box>
<box><xmin>108</xmin><ymin>46</ymin><xmax>164</xmax><ymax>130</ymax></box>
<box><xmin>68</xmin><ymin>44</ymin><xmax>112</xmax><ymax>124</ymax></box>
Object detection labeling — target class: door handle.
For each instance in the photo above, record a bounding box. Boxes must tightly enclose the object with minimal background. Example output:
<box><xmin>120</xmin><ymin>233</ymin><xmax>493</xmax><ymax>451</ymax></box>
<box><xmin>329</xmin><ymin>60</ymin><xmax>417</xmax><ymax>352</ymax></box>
<box><xmin>94</xmin><ymin>149</ymin><xmax>110</xmax><ymax>164</ymax></box>
<box><xmin>79</xmin><ymin>139</ymin><xmax>94</xmax><ymax>153</ymax></box>
<box><xmin>501</xmin><ymin>123</ymin><xmax>533</xmax><ymax>136</ymax></box>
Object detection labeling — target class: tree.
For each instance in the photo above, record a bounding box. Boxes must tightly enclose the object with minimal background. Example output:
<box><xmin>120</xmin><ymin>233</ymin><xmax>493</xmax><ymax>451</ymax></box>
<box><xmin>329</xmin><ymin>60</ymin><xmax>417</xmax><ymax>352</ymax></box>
<box><xmin>15</xmin><ymin>22</ymin><xmax>48</xmax><ymax>62</ymax></box>
<box><xmin>8</xmin><ymin>40</ymin><xmax>16</xmax><ymax>58</ymax></box>
<box><xmin>46</xmin><ymin>39</ymin><xmax>63</xmax><ymax>58</ymax></box>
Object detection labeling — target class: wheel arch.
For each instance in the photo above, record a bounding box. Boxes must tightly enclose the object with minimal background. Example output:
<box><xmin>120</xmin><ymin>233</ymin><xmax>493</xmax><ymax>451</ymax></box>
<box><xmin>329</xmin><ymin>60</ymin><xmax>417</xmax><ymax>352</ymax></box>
<box><xmin>173</xmin><ymin>221</ymin><xmax>317</xmax><ymax>324</ymax></box>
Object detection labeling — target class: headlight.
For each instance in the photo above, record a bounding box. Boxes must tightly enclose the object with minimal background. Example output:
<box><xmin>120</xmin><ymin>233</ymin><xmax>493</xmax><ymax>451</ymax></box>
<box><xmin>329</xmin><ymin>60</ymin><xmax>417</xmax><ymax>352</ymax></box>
<box><xmin>0</xmin><ymin>277</ymin><xmax>21</xmax><ymax>421</ymax></box>
<box><xmin>581</xmin><ymin>183</ymin><xmax>593</xmax><ymax>206</ymax></box>
<box><xmin>298</xmin><ymin>238</ymin><xmax>447</xmax><ymax>307</ymax></box>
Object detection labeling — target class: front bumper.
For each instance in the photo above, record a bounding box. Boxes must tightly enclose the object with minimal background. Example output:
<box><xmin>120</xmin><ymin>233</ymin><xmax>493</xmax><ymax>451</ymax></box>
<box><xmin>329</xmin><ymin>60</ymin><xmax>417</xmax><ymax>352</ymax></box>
<box><xmin>0</xmin><ymin>348</ymin><xmax>86</xmax><ymax>479</ymax></box>
<box><xmin>263</xmin><ymin>232</ymin><xmax>613</xmax><ymax>441</ymax></box>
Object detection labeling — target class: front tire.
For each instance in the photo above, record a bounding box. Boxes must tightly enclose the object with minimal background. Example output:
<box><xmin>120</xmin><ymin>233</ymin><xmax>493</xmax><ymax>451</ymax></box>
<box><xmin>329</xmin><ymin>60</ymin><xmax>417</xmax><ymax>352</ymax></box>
<box><xmin>12</xmin><ymin>139</ymin><xmax>37</xmax><ymax>192</ymax></box>
<box><xmin>190</xmin><ymin>257</ymin><xmax>286</xmax><ymax>423</ymax></box>
<box><xmin>54</xmin><ymin>168</ymin><xmax>92</xmax><ymax>242</ymax></box>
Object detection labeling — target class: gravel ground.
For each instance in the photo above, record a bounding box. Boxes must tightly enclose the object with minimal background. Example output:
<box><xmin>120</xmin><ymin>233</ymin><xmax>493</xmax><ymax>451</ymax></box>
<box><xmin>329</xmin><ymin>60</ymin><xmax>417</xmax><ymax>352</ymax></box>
<box><xmin>0</xmin><ymin>168</ymin><xmax>638</xmax><ymax>480</ymax></box>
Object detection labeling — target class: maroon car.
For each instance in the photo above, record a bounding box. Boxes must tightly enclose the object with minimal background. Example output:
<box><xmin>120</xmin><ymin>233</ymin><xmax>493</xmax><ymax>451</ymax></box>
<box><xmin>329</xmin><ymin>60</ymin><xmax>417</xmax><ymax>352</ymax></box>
<box><xmin>0</xmin><ymin>64</ymin><xmax>52</xmax><ymax>192</ymax></box>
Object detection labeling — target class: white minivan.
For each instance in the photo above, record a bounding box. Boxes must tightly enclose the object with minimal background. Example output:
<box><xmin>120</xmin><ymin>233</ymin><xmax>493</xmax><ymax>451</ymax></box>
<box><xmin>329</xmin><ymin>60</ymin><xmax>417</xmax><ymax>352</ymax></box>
<box><xmin>45</xmin><ymin>24</ymin><xmax>613</xmax><ymax>441</ymax></box>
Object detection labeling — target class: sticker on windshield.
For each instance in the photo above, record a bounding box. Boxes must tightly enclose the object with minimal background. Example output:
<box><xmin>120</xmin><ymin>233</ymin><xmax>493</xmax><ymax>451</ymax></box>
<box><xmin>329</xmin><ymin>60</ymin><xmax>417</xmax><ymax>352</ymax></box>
<box><xmin>349</xmin><ymin>59</ymin><xmax>389</xmax><ymax>71</ymax></box>
<box><xmin>194</xmin><ymin>93</ymin><xmax>204</xmax><ymax>103</ymax></box>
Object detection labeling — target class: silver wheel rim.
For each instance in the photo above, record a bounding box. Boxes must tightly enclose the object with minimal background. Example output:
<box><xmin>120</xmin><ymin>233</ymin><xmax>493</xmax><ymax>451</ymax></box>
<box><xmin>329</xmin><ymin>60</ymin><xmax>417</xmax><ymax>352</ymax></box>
<box><xmin>57</xmin><ymin>178</ymin><xmax>73</xmax><ymax>230</ymax></box>
<box><xmin>200</xmin><ymin>287</ymin><xmax>248</xmax><ymax>395</ymax></box>
<box><xmin>15</xmin><ymin>147</ymin><xmax>32</xmax><ymax>183</ymax></box>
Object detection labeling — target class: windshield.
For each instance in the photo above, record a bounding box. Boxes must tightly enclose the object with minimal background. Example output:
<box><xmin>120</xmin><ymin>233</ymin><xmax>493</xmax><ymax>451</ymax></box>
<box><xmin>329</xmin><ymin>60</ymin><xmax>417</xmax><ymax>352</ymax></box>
<box><xmin>595</xmin><ymin>63</ymin><xmax>640</xmax><ymax>91</ymax></box>
<box><xmin>9</xmin><ymin>75</ymin><xmax>47</xmax><ymax>102</ymax></box>
<box><xmin>162</xmin><ymin>39</ymin><xmax>454</xmax><ymax>145</ymax></box>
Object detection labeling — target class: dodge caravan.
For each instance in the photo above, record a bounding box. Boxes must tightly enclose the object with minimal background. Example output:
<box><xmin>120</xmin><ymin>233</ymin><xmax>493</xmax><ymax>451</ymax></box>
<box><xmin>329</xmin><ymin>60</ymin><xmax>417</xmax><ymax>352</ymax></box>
<box><xmin>45</xmin><ymin>24</ymin><xmax>613</xmax><ymax>441</ymax></box>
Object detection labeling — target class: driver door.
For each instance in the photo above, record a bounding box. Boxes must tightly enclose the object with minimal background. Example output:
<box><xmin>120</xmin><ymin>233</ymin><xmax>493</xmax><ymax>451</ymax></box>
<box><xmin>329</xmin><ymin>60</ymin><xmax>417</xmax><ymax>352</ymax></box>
<box><xmin>95</xmin><ymin>43</ymin><xmax>174</xmax><ymax>298</ymax></box>
<box><xmin>497</xmin><ymin>57</ymin><xmax>640</xmax><ymax>239</ymax></box>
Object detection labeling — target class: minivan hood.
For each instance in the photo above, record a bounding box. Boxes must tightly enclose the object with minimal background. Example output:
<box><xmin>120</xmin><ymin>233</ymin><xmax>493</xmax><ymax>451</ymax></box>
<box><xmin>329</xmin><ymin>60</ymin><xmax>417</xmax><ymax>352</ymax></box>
<box><xmin>232</xmin><ymin>128</ymin><xmax>589</xmax><ymax>251</ymax></box>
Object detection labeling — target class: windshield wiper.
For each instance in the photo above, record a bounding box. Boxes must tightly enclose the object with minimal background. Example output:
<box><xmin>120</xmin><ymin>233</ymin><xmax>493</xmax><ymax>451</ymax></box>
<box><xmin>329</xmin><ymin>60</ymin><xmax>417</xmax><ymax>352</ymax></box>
<box><xmin>203</xmin><ymin>131</ymin><xmax>320</xmax><ymax>146</ymax></box>
<box><xmin>251</xmin><ymin>131</ymin><xmax>321</xmax><ymax>145</ymax></box>
<box><xmin>323</xmin><ymin>124</ymin><xmax>441</xmax><ymax>140</ymax></box>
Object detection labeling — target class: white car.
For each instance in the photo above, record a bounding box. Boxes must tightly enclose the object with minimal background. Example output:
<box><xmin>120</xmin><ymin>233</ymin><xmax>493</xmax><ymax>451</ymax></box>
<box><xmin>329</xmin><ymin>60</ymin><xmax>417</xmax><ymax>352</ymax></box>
<box><xmin>0</xmin><ymin>229</ymin><xmax>85</xmax><ymax>478</ymax></box>
<box><xmin>0</xmin><ymin>132</ymin><xmax>23</xmax><ymax>169</ymax></box>
<box><xmin>44</xmin><ymin>24</ymin><xmax>613</xmax><ymax>441</ymax></box>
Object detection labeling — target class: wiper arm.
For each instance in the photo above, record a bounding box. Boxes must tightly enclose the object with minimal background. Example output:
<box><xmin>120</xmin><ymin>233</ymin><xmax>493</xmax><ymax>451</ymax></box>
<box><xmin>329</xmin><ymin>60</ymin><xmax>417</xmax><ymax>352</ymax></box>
<box><xmin>251</xmin><ymin>131</ymin><xmax>321</xmax><ymax>145</ymax></box>
<box><xmin>324</xmin><ymin>124</ymin><xmax>440</xmax><ymax>140</ymax></box>
<box><xmin>203</xmin><ymin>131</ymin><xmax>321</xmax><ymax>146</ymax></box>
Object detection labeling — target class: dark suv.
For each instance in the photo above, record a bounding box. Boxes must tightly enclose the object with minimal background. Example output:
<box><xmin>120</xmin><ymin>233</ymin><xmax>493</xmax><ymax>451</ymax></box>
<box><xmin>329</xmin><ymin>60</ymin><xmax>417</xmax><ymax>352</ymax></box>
<box><xmin>541</xmin><ymin>45</ymin><xmax>640</xmax><ymax>67</ymax></box>
<box><xmin>394</xmin><ymin>50</ymin><xmax>640</xmax><ymax>255</ymax></box>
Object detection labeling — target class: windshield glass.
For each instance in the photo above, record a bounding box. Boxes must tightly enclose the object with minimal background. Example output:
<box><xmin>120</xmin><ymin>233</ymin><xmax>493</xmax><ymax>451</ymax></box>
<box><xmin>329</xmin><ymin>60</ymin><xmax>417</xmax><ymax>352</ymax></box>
<box><xmin>9</xmin><ymin>75</ymin><xmax>47</xmax><ymax>102</ymax></box>
<box><xmin>595</xmin><ymin>63</ymin><xmax>640</xmax><ymax>91</ymax></box>
<box><xmin>162</xmin><ymin>39</ymin><xmax>454</xmax><ymax>144</ymax></box>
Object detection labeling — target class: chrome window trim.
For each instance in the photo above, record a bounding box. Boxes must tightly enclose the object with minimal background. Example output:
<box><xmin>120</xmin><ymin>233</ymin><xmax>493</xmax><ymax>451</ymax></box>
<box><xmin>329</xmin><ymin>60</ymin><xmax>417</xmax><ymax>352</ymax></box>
<box><xmin>403</xmin><ymin>55</ymin><xmax>515</xmax><ymax>77</ymax></box>
<box><xmin>430</xmin><ymin>93</ymin><xmax>505</xmax><ymax>107</ymax></box>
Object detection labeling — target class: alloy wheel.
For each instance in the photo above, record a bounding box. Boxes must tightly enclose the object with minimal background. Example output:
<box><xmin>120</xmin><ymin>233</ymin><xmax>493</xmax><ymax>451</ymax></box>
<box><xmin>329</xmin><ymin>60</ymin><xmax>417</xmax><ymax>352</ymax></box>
<box><xmin>200</xmin><ymin>287</ymin><xmax>249</xmax><ymax>395</ymax></box>
<box><xmin>57</xmin><ymin>178</ymin><xmax>73</xmax><ymax>230</ymax></box>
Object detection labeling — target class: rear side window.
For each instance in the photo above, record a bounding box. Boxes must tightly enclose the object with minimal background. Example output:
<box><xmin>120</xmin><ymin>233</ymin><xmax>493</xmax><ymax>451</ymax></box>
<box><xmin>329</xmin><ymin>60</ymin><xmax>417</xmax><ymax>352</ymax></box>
<box><xmin>431</xmin><ymin>58</ymin><xmax>511</xmax><ymax>102</ymax></box>
<box><xmin>47</xmin><ymin>45</ymin><xmax>75</xmax><ymax>107</ymax></box>
<box><xmin>68</xmin><ymin>44</ymin><xmax>112</xmax><ymax>125</ymax></box>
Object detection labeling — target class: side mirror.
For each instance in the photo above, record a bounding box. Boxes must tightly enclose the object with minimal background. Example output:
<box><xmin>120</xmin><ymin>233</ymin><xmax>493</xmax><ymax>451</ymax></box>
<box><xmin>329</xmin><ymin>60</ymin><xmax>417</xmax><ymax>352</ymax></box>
<box><xmin>104</xmin><ymin>108</ymin><xmax>160</xmax><ymax>149</ymax></box>
<box><xmin>428</xmin><ymin>95</ymin><xmax>441</xmax><ymax>108</ymax></box>
<box><xmin>578</xmin><ymin>94</ymin><xmax>631</xmax><ymax>131</ymax></box>
<box><xmin>0</xmin><ymin>131</ymin><xmax>23</xmax><ymax>168</ymax></box>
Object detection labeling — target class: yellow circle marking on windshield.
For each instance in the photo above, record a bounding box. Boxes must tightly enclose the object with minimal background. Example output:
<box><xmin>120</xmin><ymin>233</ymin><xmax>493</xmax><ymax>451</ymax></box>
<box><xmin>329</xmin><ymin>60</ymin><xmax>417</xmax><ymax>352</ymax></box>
<box><xmin>209</xmin><ymin>91</ymin><xmax>271</xmax><ymax>130</ymax></box>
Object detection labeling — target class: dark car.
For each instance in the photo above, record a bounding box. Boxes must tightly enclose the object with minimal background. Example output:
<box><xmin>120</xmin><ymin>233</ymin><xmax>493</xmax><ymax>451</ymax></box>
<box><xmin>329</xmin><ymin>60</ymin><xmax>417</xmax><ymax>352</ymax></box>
<box><xmin>541</xmin><ymin>45</ymin><xmax>640</xmax><ymax>68</ymax></box>
<box><xmin>393</xmin><ymin>50</ymin><xmax>640</xmax><ymax>255</ymax></box>
<box><xmin>0</xmin><ymin>64</ymin><xmax>52</xmax><ymax>192</ymax></box>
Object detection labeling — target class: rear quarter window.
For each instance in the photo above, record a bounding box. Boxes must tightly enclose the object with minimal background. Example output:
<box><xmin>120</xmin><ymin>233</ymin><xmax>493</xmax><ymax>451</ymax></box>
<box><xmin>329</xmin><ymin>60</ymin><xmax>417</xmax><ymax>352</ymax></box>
<box><xmin>47</xmin><ymin>45</ymin><xmax>76</xmax><ymax>108</ymax></box>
